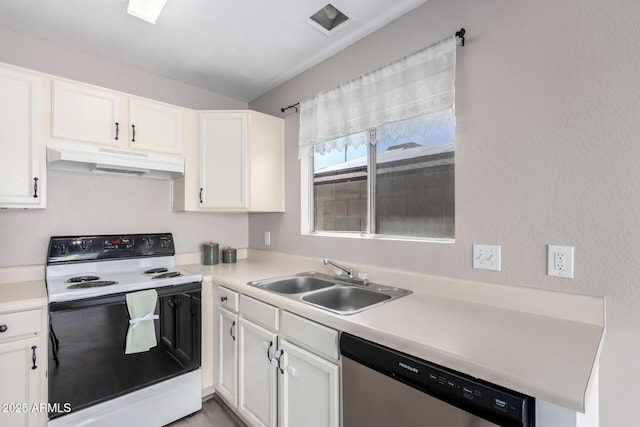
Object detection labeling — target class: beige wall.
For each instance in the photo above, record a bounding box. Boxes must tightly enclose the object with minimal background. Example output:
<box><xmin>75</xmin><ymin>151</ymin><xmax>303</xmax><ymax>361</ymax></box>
<box><xmin>0</xmin><ymin>27</ymin><xmax>249</xmax><ymax>266</ymax></box>
<box><xmin>249</xmin><ymin>0</ymin><xmax>639</xmax><ymax>425</ymax></box>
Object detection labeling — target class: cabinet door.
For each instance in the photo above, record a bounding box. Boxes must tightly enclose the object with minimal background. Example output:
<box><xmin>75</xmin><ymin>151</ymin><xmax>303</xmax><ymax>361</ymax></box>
<box><xmin>238</xmin><ymin>318</ymin><xmax>277</xmax><ymax>427</ymax></box>
<box><xmin>129</xmin><ymin>98</ymin><xmax>182</xmax><ymax>154</ymax></box>
<box><xmin>51</xmin><ymin>80</ymin><xmax>122</xmax><ymax>146</ymax></box>
<box><xmin>199</xmin><ymin>112</ymin><xmax>248</xmax><ymax>209</ymax></box>
<box><xmin>0</xmin><ymin>337</ymin><xmax>41</xmax><ymax>427</ymax></box>
<box><xmin>279</xmin><ymin>339</ymin><xmax>339</xmax><ymax>427</ymax></box>
<box><xmin>218</xmin><ymin>307</ymin><xmax>238</xmax><ymax>406</ymax></box>
<box><xmin>0</xmin><ymin>67</ymin><xmax>45</xmax><ymax>209</ymax></box>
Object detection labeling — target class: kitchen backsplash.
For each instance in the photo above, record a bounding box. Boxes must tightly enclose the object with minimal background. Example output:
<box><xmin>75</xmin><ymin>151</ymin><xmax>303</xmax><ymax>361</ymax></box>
<box><xmin>0</xmin><ymin>170</ymin><xmax>248</xmax><ymax>267</ymax></box>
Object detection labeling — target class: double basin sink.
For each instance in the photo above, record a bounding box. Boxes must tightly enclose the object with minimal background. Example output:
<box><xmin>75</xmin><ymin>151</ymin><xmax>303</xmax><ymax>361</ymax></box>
<box><xmin>248</xmin><ymin>272</ymin><xmax>411</xmax><ymax>315</ymax></box>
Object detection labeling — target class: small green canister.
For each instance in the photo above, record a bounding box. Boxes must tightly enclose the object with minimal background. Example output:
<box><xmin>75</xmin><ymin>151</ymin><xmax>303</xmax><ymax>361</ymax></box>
<box><xmin>203</xmin><ymin>242</ymin><xmax>219</xmax><ymax>265</ymax></box>
<box><xmin>222</xmin><ymin>247</ymin><xmax>237</xmax><ymax>263</ymax></box>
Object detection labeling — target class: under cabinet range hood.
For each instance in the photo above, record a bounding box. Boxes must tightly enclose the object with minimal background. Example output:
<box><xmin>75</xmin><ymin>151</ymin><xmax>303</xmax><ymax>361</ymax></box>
<box><xmin>46</xmin><ymin>139</ymin><xmax>184</xmax><ymax>179</ymax></box>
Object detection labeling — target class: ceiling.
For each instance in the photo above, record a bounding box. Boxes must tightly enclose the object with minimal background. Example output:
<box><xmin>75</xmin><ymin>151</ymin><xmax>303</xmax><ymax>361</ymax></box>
<box><xmin>0</xmin><ymin>0</ymin><xmax>428</xmax><ymax>101</ymax></box>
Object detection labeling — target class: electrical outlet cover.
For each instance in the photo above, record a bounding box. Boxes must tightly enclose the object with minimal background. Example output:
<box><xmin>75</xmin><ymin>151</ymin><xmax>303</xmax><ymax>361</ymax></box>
<box><xmin>547</xmin><ymin>245</ymin><xmax>574</xmax><ymax>278</ymax></box>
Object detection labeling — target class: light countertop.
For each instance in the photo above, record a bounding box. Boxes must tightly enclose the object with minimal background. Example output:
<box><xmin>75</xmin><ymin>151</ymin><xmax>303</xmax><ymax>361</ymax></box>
<box><xmin>0</xmin><ymin>250</ymin><xmax>604</xmax><ymax>413</ymax></box>
<box><xmin>0</xmin><ymin>279</ymin><xmax>48</xmax><ymax>313</ymax></box>
<box><xmin>182</xmin><ymin>250</ymin><xmax>604</xmax><ymax>413</ymax></box>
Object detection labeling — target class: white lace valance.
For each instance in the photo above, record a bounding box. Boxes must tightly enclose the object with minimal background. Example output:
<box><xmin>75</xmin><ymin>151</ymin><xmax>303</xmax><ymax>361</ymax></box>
<box><xmin>299</xmin><ymin>35</ymin><xmax>457</xmax><ymax>158</ymax></box>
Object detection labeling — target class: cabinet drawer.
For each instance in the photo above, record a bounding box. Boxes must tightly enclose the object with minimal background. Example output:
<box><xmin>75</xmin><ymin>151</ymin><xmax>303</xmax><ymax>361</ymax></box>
<box><xmin>280</xmin><ymin>311</ymin><xmax>339</xmax><ymax>361</ymax></box>
<box><xmin>239</xmin><ymin>295</ymin><xmax>278</xmax><ymax>331</ymax></box>
<box><xmin>218</xmin><ymin>286</ymin><xmax>239</xmax><ymax>312</ymax></box>
<box><xmin>0</xmin><ymin>309</ymin><xmax>42</xmax><ymax>340</ymax></box>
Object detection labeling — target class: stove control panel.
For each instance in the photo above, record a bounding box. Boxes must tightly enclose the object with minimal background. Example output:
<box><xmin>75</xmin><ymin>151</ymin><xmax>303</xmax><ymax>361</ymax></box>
<box><xmin>47</xmin><ymin>233</ymin><xmax>175</xmax><ymax>264</ymax></box>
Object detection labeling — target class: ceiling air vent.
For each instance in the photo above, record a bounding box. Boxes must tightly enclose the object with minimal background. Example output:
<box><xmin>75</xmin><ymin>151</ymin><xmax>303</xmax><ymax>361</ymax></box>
<box><xmin>309</xmin><ymin>4</ymin><xmax>349</xmax><ymax>32</ymax></box>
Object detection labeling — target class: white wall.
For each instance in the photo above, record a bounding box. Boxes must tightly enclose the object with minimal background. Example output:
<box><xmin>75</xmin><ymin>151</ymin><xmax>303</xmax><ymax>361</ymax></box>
<box><xmin>0</xmin><ymin>27</ymin><xmax>249</xmax><ymax>266</ymax></box>
<box><xmin>0</xmin><ymin>171</ymin><xmax>248</xmax><ymax>266</ymax></box>
<box><xmin>249</xmin><ymin>0</ymin><xmax>639</xmax><ymax>425</ymax></box>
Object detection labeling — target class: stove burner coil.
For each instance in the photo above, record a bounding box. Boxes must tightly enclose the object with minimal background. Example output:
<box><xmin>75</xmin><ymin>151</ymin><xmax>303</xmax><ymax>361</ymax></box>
<box><xmin>152</xmin><ymin>272</ymin><xmax>182</xmax><ymax>279</ymax></box>
<box><xmin>144</xmin><ymin>268</ymin><xmax>169</xmax><ymax>275</ymax></box>
<box><xmin>66</xmin><ymin>275</ymin><xmax>100</xmax><ymax>283</ymax></box>
<box><xmin>67</xmin><ymin>280</ymin><xmax>118</xmax><ymax>289</ymax></box>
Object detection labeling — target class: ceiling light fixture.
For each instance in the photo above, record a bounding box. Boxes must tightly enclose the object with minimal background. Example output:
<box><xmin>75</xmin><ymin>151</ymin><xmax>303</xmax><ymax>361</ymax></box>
<box><xmin>127</xmin><ymin>0</ymin><xmax>168</xmax><ymax>24</ymax></box>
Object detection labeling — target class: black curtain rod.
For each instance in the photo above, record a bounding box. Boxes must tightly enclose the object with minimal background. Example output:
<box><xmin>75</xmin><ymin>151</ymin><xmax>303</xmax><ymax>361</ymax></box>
<box><xmin>280</xmin><ymin>28</ymin><xmax>466</xmax><ymax>114</ymax></box>
<box><xmin>281</xmin><ymin>103</ymin><xmax>300</xmax><ymax>113</ymax></box>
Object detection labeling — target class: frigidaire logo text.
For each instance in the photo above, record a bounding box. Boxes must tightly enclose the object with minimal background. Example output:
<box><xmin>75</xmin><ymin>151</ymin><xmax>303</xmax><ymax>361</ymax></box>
<box><xmin>398</xmin><ymin>362</ymin><xmax>419</xmax><ymax>373</ymax></box>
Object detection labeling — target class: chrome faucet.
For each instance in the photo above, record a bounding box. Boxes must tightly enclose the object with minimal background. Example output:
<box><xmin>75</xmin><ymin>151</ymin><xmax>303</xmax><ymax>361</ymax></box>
<box><xmin>323</xmin><ymin>259</ymin><xmax>368</xmax><ymax>286</ymax></box>
<box><xmin>323</xmin><ymin>259</ymin><xmax>353</xmax><ymax>278</ymax></box>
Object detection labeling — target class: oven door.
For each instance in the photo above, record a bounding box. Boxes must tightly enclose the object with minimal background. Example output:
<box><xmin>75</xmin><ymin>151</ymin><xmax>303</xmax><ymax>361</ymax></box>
<box><xmin>48</xmin><ymin>282</ymin><xmax>201</xmax><ymax>420</ymax></box>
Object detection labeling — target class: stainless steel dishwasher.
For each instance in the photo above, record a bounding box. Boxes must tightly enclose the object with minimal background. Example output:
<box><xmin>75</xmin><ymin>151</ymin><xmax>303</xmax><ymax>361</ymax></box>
<box><xmin>340</xmin><ymin>333</ymin><xmax>535</xmax><ymax>427</ymax></box>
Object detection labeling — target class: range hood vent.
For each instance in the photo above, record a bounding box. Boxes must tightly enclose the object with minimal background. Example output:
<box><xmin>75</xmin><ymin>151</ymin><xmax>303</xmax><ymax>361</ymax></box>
<box><xmin>47</xmin><ymin>140</ymin><xmax>184</xmax><ymax>180</ymax></box>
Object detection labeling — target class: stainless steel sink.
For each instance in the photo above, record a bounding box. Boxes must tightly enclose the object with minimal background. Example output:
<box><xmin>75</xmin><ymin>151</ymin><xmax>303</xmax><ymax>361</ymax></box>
<box><xmin>248</xmin><ymin>274</ymin><xmax>335</xmax><ymax>294</ymax></box>
<box><xmin>302</xmin><ymin>286</ymin><xmax>391</xmax><ymax>314</ymax></box>
<box><xmin>247</xmin><ymin>272</ymin><xmax>411</xmax><ymax>315</ymax></box>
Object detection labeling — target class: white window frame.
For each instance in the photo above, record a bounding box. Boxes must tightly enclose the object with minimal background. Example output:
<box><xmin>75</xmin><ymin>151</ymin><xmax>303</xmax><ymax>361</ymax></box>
<box><xmin>300</xmin><ymin>134</ymin><xmax>455</xmax><ymax>244</ymax></box>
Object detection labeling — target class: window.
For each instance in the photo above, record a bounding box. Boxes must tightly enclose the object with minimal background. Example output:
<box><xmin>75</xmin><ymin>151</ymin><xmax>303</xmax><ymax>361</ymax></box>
<box><xmin>300</xmin><ymin>36</ymin><xmax>457</xmax><ymax>241</ymax></box>
<box><xmin>311</xmin><ymin>113</ymin><xmax>454</xmax><ymax>239</ymax></box>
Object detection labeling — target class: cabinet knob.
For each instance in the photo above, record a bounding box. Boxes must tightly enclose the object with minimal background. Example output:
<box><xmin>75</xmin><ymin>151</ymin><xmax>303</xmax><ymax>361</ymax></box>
<box><xmin>220</xmin><ymin>296</ymin><xmax>228</xmax><ymax>302</ymax></box>
<box><xmin>0</xmin><ymin>324</ymin><xmax>7</xmax><ymax>333</ymax></box>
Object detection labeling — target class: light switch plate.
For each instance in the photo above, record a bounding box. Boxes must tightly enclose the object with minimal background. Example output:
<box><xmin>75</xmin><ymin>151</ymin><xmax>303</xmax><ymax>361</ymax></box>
<box><xmin>547</xmin><ymin>245</ymin><xmax>574</xmax><ymax>278</ymax></box>
<box><xmin>473</xmin><ymin>244</ymin><xmax>501</xmax><ymax>271</ymax></box>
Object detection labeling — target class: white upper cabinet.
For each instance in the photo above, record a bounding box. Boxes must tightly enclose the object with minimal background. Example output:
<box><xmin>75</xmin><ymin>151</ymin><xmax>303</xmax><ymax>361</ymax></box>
<box><xmin>51</xmin><ymin>79</ymin><xmax>184</xmax><ymax>155</ymax></box>
<box><xmin>200</xmin><ymin>112</ymin><xmax>248</xmax><ymax>209</ymax></box>
<box><xmin>184</xmin><ymin>110</ymin><xmax>284</xmax><ymax>212</ymax></box>
<box><xmin>129</xmin><ymin>97</ymin><xmax>182</xmax><ymax>154</ymax></box>
<box><xmin>51</xmin><ymin>80</ymin><xmax>121</xmax><ymax>147</ymax></box>
<box><xmin>0</xmin><ymin>64</ymin><xmax>45</xmax><ymax>209</ymax></box>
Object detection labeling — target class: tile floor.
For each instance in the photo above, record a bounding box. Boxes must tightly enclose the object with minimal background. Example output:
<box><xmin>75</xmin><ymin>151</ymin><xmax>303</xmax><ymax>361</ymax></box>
<box><xmin>166</xmin><ymin>395</ymin><xmax>245</xmax><ymax>427</ymax></box>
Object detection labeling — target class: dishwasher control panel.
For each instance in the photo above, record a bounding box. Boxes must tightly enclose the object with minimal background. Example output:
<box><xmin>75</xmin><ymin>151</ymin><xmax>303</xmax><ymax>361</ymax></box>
<box><xmin>341</xmin><ymin>333</ymin><xmax>535</xmax><ymax>427</ymax></box>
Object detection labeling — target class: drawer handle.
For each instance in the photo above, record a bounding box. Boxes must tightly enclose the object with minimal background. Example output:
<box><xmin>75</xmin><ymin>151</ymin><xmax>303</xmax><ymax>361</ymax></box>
<box><xmin>115</xmin><ymin>122</ymin><xmax>119</xmax><ymax>140</ymax></box>
<box><xmin>0</xmin><ymin>324</ymin><xmax>7</xmax><ymax>333</ymax></box>
<box><xmin>31</xmin><ymin>345</ymin><xmax>37</xmax><ymax>370</ymax></box>
<box><xmin>230</xmin><ymin>321</ymin><xmax>236</xmax><ymax>341</ymax></box>
<box><xmin>220</xmin><ymin>296</ymin><xmax>228</xmax><ymax>303</ymax></box>
<box><xmin>131</xmin><ymin>124</ymin><xmax>136</xmax><ymax>142</ymax></box>
<box><xmin>33</xmin><ymin>177</ymin><xmax>39</xmax><ymax>198</ymax></box>
<box><xmin>199</xmin><ymin>188</ymin><xmax>203</xmax><ymax>204</ymax></box>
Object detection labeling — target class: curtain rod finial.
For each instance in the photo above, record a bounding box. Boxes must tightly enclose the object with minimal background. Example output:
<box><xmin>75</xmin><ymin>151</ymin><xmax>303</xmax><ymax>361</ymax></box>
<box><xmin>455</xmin><ymin>28</ymin><xmax>466</xmax><ymax>46</ymax></box>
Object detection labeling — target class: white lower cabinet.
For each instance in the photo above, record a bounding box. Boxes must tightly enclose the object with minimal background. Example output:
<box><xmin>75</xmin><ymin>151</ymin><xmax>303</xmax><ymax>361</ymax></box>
<box><xmin>238</xmin><ymin>318</ymin><xmax>277</xmax><ymax>427</ymax></box>
<box><xmin>278</xmin><ymin>339</ymin><xmax>340</xmax><ymax>427</ymax></box>
<box><xmin>218</xmin><ymin>306</ymin><xmax>238</xmax><ymax>406</ymax></box>
<box><xmin>0</xmin><ymin>307</ymin><xmax>47</xmax><ymax>427</ymax></box>
<box><xmin>216</xmin><ymin>289</ymin><xmax>340</xmax><ymax>427</ymax></box>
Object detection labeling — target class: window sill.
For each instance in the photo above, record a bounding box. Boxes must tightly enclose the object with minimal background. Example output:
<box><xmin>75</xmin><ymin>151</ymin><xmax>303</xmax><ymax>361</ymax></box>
<box><xmin>302</xmin><ymin>231</ymin><xmax>455</xmax><ymax>244</ymax></box>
